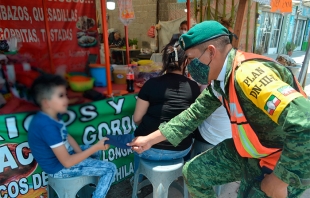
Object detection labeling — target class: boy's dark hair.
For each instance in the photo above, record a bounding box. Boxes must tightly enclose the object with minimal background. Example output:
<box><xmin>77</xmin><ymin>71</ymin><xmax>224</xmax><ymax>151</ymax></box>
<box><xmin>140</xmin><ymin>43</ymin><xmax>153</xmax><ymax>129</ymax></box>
<box><xmin>30</xmin><ymin>74</ymin><xmax>67</xmax><ymax>107</ymax></box>
<box><xmin>180</xmin><ymin>20</ymin><xmax>187</xmax><ymax>27</ymax></box>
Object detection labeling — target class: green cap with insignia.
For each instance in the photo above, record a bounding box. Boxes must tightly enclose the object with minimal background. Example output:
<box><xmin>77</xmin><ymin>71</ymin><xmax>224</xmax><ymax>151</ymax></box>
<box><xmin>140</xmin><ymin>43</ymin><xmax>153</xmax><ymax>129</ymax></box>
<box><xmin>179</xmin><ymin>20</ymin><xmax>232</xmax><ymax>51</ymax></box>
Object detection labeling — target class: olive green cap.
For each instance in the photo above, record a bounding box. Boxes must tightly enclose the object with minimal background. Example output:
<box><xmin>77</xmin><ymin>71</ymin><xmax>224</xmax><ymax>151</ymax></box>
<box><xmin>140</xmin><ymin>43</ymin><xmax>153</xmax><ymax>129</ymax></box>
<box><xmin>179</xmin><ymin>20</ymin><xmax>232</xmax><ymax>50</ymax></box>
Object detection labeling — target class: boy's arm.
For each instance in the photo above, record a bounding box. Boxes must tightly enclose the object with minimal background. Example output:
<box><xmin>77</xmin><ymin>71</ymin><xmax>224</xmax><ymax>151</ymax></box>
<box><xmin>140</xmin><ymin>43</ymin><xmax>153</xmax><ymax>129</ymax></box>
<box><xmin>67</xmin><ymin>134</ymin><xmax>82</xmax><ymax>153</ymax></box>
<box><xmin>52</xmin><ymin>138</ymin><xmax>109</xmax><ymax>168</ymax></box>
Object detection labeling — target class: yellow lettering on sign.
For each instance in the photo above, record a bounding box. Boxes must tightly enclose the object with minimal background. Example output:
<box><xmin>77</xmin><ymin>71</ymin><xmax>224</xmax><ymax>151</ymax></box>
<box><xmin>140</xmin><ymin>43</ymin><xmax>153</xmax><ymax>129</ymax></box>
<box><xmin>235</xmin><ymin>61</ymin><xmax>303</xmax><ymax>123</ymax></box>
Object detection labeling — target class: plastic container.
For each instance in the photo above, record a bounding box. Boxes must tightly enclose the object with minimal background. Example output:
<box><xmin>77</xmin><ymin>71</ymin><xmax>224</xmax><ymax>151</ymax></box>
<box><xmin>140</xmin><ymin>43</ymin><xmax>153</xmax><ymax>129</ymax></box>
<box><xmin>126</xmin><ymin>64</ymin><xmax>135</xmax><ymax>93</ymax></box>
<box><xmin>137</xmin><ymin>60</ymin><xmax>154</xmax><ymax>66</ymax></box>
<box><xmin>112</xmin><ymin>65</ymin><xmax>128</xmax><ymax>84</ymax></box>
<box><xmin>89</xmin><ymin>64</ymin><xmax>107</xmax><ymax>87</ymax></box>
<box><xmin>68</xmin><ymin>76</ymin><xmax>94</xmax><ymax>92</ymax></box>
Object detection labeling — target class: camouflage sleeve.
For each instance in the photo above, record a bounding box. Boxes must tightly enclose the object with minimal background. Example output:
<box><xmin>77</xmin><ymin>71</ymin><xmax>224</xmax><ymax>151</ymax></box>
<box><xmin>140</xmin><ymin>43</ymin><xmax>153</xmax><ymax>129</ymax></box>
<box><xmin>159</xmin><ymin>86</ymin><xmax>222</xmax><ymax>146</ymax></box>
<box><xmin>275</xmin><ymin>97</ymin><xmax>310</xmax><ymax>188</ymax></box>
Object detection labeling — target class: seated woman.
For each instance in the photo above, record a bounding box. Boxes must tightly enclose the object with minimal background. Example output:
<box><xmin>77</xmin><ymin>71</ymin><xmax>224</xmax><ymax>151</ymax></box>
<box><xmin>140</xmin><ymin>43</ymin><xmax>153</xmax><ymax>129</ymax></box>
<box><xmin>132</xmin><ymin>41</ymin><xmax>200</xmax><ymax>178</ymax></box>
<box><xmin>192</xmin><ymin>83</ymin><xmax>232</xmax><ymax>151</ymax></box>
<box><xmin>109</xmin><ymin>31</ymin><xmax>125</xmax><ymax>64</ymax></box>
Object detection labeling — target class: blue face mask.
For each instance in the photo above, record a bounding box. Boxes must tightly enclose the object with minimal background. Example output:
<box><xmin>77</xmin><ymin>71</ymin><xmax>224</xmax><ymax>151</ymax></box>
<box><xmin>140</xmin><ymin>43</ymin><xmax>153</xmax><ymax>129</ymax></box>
<box><xmin>187</xmin><ymin>49</ymin><xmax>212</xmax><ymax>85</ymax></box>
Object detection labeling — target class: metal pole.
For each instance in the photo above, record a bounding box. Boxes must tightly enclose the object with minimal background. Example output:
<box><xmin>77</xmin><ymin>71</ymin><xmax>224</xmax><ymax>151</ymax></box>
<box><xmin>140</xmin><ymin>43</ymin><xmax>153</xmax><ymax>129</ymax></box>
<box><xmin>291</xmin><ymin>6</ymin><xmax>299</xmax><ymax>45</ymax></box>
<box><xmin>100</xmin><ymin>0</ymin><xmax>112</xmax><ymax>96</ymax></box>
<box><xmin>125</xmin><ymin>26</ymin><xmax>130</xmax><ymax>65</ymax></box>
<box><xmin>298</xmin><ymin>34</ymin><xmax>310</xmax><ymax>87</ymax></box>
<box><xmin>42</xmin><ymin>0</ymin><xmax>54</xmax><ymax>73</ymax></box>
<box><xmin>187</xmin><ymin>0</ymin><xmax>190</xmax><ymax>28</ymax></box>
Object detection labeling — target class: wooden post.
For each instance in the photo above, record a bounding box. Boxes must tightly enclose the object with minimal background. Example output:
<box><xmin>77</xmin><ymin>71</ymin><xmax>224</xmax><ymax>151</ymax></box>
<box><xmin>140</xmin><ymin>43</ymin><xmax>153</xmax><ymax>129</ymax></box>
<box><xmin>100</xmin><ymin>0</ymin><xmax>112</xmax><ymax>96</ymax></box>
<box><xmin>187</xmin><ymin>0</ymin><xmax>190</xmax><ymax>28</ymax></box>
<box><xmin>245</xmin><ymin>0</ymin><xmax>251</xmax><ymax>52</ymax></box>
<box><xmin>199</xmin><ymin>0</ymin><xmax>203</xmax><ymax>22</ymax></box>
<box><xmin>42</xmin><ymin>0</ymin><xmax>54</xmax><ymax>73</ymax></box>
<box><xmin>253</xmin><ymin>3</ymin><xmax>258</xmax><ymax>53</ymax></box>
<box><xmin>156</xmin><ymin>0</ymin><xmax>160</xmax><ymax>53</ymax></box>
<box><xmin>232</xmin><ymin>0</ymin><xmax>247</xmax><ymax>48</ymax></box>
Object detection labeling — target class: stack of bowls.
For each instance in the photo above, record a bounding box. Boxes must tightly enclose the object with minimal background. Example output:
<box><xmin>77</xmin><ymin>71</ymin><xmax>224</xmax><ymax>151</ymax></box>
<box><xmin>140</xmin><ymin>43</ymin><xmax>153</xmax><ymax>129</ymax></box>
<box><xmin>68</xmin><ymin>76</ymin><xmax>94</xmax><ymax>92</ymax></box>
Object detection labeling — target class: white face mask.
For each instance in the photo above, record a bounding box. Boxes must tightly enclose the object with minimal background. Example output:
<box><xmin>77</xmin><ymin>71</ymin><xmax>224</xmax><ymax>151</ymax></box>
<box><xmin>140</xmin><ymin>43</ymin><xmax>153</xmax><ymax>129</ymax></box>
<box><xmin>180</xmin><ymin>30</ymin><xmax>187</xmax><ymax>34</ymax></box>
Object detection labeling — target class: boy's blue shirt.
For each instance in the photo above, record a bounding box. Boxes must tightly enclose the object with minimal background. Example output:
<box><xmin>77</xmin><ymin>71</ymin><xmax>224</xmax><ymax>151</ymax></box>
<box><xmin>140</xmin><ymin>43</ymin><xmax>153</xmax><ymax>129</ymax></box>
<box><xmin>28</xmin><ymin>111</ymin><xmax>67</xmax><ymax>174</ymax></box>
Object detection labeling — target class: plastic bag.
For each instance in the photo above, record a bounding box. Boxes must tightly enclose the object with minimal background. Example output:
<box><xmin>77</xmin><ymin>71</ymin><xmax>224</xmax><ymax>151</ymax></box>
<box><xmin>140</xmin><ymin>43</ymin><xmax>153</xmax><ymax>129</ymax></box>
<box><xmin>118</xmin><ymin>0</ymin><xmax>135</xmax><ymax>26</ymax></box>
<box><xmin>147</xmin><ymin>25</ymin><xmax>155</xmax><ymax>38</ymax></box>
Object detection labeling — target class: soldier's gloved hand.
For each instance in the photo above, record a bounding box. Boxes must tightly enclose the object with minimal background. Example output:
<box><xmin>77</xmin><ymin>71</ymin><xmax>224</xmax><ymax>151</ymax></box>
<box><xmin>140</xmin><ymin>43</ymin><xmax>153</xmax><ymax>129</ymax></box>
<box><xmin>261</xmin><ymin>173</ymin><xmax>288</xmax><ymax>198</ymax></box>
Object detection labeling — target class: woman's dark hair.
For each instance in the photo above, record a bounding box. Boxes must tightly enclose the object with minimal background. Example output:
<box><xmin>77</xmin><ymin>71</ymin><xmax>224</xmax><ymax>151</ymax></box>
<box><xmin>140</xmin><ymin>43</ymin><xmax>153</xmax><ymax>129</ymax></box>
<box><xmin>160</xmin><ymin>41</ymin><xmax>186</xmax><ymax>75</ymax></box>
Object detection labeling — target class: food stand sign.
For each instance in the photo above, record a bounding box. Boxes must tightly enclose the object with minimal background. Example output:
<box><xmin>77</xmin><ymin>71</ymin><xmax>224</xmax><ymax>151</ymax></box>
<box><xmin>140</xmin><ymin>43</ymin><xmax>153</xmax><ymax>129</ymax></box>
<box><xmin>0</xmin><ymin>95</ymin><xmax>136</xmax><ymax>198</ymax></box>
<box><xmin>270</xmin><ymin>0</ymin><xmax>292</xmax><ymax>13</ymax></box>
<box><xmin>0</xmin><ymin>0</ymin><xmax>99</xmax><ymax>73</ymax></box>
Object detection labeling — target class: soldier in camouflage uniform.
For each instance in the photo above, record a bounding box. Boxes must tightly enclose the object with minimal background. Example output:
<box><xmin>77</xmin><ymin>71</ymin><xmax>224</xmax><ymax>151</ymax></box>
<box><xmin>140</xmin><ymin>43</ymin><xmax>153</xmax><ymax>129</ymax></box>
<box><xmin>128</xmin><ymin>21</ymin><xmax>310</xmax><ymax>197</ymax></box>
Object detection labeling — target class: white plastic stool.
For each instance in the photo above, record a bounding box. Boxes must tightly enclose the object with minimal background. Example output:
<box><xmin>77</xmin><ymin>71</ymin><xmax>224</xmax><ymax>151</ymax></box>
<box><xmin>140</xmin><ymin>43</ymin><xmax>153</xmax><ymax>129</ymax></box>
<box><xmin>132</xmin><ymin>158</ymin><xmax>188</xmax><ymax>198</ymax></box>
<box><xmin>190</xmin><ymin>139</ymin><xmax>223</xmax><ymax>196</ymax></box>
<box><xmin>48</xmin><ymin>175</ymin><xmax>98</xmax><ymax>198</ymax></box>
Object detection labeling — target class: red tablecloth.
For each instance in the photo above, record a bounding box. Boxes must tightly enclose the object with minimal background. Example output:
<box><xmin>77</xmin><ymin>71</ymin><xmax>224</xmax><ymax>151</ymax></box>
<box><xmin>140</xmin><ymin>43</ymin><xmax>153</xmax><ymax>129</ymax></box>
<box><xmin>0</xmin><ymin>84</ymin><xmax>140</xmax><ymax>114</ymax></box>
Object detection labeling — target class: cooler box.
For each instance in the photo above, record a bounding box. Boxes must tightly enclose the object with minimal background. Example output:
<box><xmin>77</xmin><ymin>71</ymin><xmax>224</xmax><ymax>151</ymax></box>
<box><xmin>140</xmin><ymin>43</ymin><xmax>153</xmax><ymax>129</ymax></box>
<box><xmin>89</xmin><ymin>64</ymin><xmax>107</xmax><ymax>87</ymax></box>
<box><xmin>112</xmin><ymin>65</ymin><xmax>128</xmax><ymax>84</ymax></box>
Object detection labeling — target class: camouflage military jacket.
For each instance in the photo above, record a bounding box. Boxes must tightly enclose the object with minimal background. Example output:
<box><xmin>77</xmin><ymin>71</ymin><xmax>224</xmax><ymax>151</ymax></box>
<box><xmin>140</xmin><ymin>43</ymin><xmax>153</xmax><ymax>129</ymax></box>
<box><xmin>159</xmin><ymin>49</ymin><xmax>310</xmax><ymax>188</ymax></box>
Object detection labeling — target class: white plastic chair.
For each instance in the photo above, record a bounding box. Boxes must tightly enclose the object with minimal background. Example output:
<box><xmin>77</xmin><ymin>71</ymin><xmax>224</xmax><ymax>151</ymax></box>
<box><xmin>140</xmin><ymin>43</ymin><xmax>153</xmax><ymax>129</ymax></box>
<box><xmin>48</xmin><ymin>175</ymin><xmax>98</xmax><ymax>198</ymax></box>
<box><xmin>132</xmin><ymin>158</ymin><xmax>188</xmax><ymax>198</ymax></box>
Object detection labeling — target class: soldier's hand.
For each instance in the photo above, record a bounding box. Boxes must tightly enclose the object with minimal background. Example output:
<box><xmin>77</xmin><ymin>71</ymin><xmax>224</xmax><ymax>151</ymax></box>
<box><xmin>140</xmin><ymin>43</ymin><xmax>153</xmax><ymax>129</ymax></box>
<box><xmin>127</xmin><ymin>136</ymin><xmax>151</xmax><ymax>153</ymax></box>
<box><xmin>261</xmin><ymin>173</ymin><xmax>288</xmax><ymax>198</ymax></box>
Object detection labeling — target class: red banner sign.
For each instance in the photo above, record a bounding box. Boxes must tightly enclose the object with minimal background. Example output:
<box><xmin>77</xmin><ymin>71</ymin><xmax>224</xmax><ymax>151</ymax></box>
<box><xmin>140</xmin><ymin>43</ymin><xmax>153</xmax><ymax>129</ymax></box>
<box><xmin>0</xmin><ymin>0</ymin><xmax>99</xmax><ymax>73</ymax></box>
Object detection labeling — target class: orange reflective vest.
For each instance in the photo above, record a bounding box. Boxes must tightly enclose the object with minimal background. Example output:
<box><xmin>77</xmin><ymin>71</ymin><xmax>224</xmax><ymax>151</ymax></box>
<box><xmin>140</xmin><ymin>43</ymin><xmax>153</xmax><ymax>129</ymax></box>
<box><xmin>223</xmin><ymin>50</ymin><xmax>307</xmax><ymax>170</ymax></box>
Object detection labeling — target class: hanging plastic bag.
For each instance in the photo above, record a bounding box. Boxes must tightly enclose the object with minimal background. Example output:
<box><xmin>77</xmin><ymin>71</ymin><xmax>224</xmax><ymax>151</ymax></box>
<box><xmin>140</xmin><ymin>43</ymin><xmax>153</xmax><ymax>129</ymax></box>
<box><xmin>118</xmin><ymin>0</ymin><xmax>135</xmax><ymax>26</ymax></box>
<box><xmin>147</xmin><ymin>25</ymin><xmax>155</xmax><ymax>38</ymax></box>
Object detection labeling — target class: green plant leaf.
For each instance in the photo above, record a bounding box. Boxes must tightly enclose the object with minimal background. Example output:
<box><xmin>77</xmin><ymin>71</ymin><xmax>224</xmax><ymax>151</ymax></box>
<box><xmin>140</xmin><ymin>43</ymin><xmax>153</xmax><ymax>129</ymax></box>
<box><xmin>286</xmin><ymin>42</ymin><xmax>296</xmax><ymax>52</ymax></box>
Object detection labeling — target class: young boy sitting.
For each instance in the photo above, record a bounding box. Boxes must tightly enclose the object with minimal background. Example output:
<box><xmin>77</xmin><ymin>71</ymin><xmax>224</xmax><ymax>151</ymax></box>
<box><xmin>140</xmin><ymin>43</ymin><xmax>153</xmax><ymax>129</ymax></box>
<box><xmin>28</xmin><ymin>74</ymin><xmax>116</xmax><ymax>198</ymax></box>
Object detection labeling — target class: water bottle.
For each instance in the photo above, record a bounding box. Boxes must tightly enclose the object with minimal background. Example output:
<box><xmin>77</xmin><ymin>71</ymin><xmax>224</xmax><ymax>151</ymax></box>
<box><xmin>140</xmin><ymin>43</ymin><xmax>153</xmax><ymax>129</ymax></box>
<box><xmin>126</xmin><ymin>64</ymin><xmax>135</xmax><ymax>93</ymax></box>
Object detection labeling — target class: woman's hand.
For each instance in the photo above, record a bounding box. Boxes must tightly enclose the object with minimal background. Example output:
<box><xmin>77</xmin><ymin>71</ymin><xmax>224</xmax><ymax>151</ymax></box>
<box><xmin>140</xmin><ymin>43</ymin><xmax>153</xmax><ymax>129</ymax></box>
<box><xmin>96</xmin><ymin>137</ymin><xmax>110</xmax><ymax>150</ymax></box>
<box><xmin>261</xmin><ymin>173</ymin><xmax>288</xmax><ymax>198</ymax></box>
